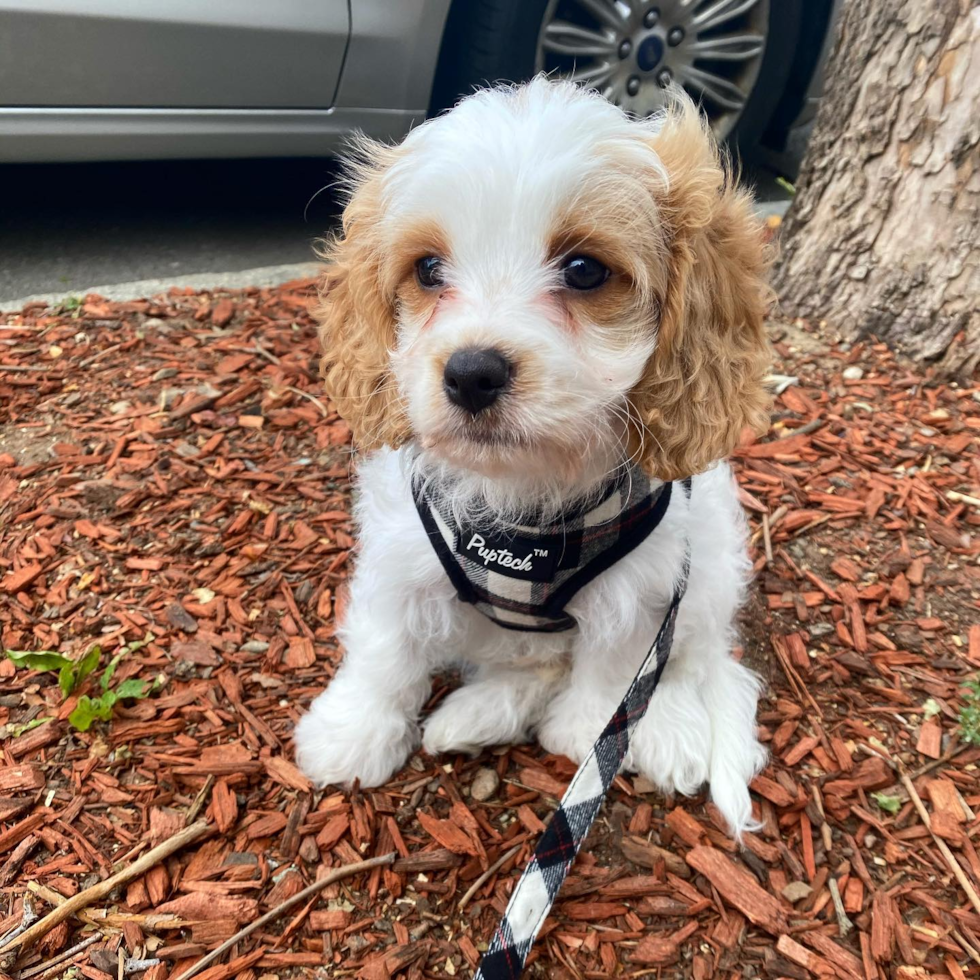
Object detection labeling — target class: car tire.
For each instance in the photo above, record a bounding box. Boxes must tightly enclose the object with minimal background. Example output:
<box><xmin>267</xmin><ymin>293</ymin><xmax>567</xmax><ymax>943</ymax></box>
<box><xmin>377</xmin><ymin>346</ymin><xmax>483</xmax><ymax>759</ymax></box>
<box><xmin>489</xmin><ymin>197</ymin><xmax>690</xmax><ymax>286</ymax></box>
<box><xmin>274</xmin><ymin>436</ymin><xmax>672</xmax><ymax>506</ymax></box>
<box><xmin>727</xmin><ymin>1</ymin><xmax>803</xmax><ymax>162</ymax></box>
<box><xmin>430</xmin><ymin>0</ymin><xmax>804</xmax><ymax>161</ymax></box>
<box><xmin>429</xmin><ymin>0</ymin><xmax>553</xmax><ymax>116</ymax></box>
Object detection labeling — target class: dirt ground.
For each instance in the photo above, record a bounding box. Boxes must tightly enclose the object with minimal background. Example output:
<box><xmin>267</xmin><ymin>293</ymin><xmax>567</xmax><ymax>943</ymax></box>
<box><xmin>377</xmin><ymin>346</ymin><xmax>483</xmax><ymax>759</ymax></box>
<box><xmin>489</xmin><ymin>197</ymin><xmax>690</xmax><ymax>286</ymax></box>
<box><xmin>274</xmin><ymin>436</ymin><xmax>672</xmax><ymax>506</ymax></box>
<box><xmin>1</xmin><ymin>281</ymin><xmax>979</xmax><ymax>980</ymax></box>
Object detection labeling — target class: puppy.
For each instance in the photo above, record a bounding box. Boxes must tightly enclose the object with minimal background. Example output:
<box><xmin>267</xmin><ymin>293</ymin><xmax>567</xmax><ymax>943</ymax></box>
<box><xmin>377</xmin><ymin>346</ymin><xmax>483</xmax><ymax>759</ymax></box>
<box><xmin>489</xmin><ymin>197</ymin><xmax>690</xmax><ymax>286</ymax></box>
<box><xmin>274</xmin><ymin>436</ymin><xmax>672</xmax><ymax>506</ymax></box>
<box><xmin>294</xmin><ymin>77</ymin><xmax>772</xmax><ymax>836</ymax></box>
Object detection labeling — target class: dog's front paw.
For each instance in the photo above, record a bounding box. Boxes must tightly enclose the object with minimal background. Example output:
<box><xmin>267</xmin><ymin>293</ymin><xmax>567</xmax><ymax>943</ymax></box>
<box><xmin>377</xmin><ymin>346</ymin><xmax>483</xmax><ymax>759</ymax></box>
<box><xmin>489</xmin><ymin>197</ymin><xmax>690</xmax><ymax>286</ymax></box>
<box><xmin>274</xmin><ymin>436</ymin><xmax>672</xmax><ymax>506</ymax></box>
<box><xmin>627</xmin><ymin>707</ymin><xmax>711</xmax><ymax>797</ymax></box>
<box><xmin>423</xmin><ymin>684</ymin><xmax>526</xmax><ymax>757</ymax></box>
<box><xmin>294</xmin><ymin>690</ymin><xmax>419</xmax><ymax>789</ymax></box>
<box><xmin>537</xmin><ymin>691</ymin><xmax>606</xmax><ymax>765</ymax></box>
<box><xmin>422</xmin><ymin>692</ymin><xmax>485</xmax><ymax>757</ymax></box>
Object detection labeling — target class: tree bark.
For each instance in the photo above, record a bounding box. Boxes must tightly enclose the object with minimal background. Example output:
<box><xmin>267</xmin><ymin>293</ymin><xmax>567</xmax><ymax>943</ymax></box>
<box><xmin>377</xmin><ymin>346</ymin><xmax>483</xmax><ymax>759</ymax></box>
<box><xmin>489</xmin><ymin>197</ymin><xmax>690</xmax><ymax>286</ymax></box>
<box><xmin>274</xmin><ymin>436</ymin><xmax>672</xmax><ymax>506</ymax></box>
<box><xmin>773</xmin><ymin>0</ymin><xmax>980</xmax><ymax>372</ymax></box>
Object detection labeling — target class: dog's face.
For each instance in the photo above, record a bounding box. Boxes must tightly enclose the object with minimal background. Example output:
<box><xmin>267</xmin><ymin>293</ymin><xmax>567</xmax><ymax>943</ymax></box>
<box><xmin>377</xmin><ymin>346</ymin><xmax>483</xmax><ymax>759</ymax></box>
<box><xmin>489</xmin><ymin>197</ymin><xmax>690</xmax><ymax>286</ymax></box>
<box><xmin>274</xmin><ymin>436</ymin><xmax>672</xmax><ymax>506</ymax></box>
<box><xmin>317</xmin><ymin>79</ymin><xmax>771</xmax><ymax>484</ymax></box>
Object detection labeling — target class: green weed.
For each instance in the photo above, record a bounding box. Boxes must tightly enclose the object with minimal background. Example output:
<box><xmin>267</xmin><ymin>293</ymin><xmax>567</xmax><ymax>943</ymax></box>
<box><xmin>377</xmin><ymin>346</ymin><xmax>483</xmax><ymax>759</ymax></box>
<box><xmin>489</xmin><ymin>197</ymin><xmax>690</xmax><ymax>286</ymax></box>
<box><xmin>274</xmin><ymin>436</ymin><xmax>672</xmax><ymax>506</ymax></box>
<box><xmin>5</xmin><ymin>634</ymin><xmax>162</xmax><ymax>732</ymax></box>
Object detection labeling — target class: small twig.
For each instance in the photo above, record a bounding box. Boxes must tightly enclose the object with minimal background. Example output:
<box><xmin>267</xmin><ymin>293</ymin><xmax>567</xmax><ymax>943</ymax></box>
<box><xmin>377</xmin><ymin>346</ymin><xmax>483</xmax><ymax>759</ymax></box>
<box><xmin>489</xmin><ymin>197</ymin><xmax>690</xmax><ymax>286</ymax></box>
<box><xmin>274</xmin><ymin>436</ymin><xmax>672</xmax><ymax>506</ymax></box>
<box><xmin>772</xmin><ymin>638</ymin><xmax>824</xmax><ymax>719</ymax></box>
<box><xmin>908</xmin><ymin>741</ymin><xmax>968</xmax><ymax>780</ymax></box>
<box><xmin>28</xmin><ymin>870</ymin><xmax>145</xmax><ymax>929</ymax></box>
<box><xmin>13</xmin><ymin>932</ymin><xmax>102</xmax><ymax>980</ymax></box>
<box><xmin>811</xmin><ymin>785</ymin><xmax>833</xmax><ymax>855</ymax></box>
<box><xmin>779</xmin><ymin>417</ymin><xmax>825</xmax><ymax>438</ymax></box>
<box><xmin>899</xmin><ymin>766</ymin><xmax>980</xmax><ymax>918</ymax></box>
<box><xmin>0</xmin><ymin>820</ymin><xmax>209</xmax><ymax>964</ymax></box>
<box><xmin>78</xmin><ymin>343</ymin><xmax>123</xmax><ymax>370</ymax></box>
<box><xmin>879</xmin><ymin>870</ymin><xmax>905</xmax><ymax>893</ymax></box>
<box><xmin>791</xmin><ymin>512</ymin><xmax>839</xmax><ymax>539</ymax></box>
<box><xmin>252</xmin><ymin>339</ymin><xmax>281</xmax><ymax>366</ymax></box>
<box><xmin>750</xmin><ymin>504</ymin><xmax>787</xmax><ymax>547</ymax></box>
<box><xmin>186</xmin><ymin>774</ymin><xmax>215</xmax><ymax>825</ymax></box>
<box><xmin>826</xmin><ymin>877</ymin><xmax>853</xmax><ymax>937</ymax></box>
<box><xmin>0</xmin><ymin>897</ymin><xmax>37</xmax><ymax>952</ymax></box>
<box><xmin>178</xmin><ymin>852</ymin><xmax>396</xmax><ymax>980</ymax></box>
<box><xmin>279</xmin><ymin>384</ymin><xmax>329</xmax><ymax>417</ymax></box>
<box><xmin>84</xmin><ymin>913</ymin><xmax>188</xmax><ymax>931</ymax></box>
<box><xmin>123</xmin><ymin>958</ymin><xmax>161</xmax><ymax>976</ymax></box>
<box><xmin>458</xmin><ymin>843</ymin><xmax>523</xmax><ymax>912</ymax></box>
<box><xmin>948</xmin><ymin>490</ymin><xmax>980</xmax><ymax>508</ymax></box>
<box><xmin>110</xmin><ymin>840</ymin><xmax>149</xmax><ymax>874</ymax></box>
<box><xmin>853</xmin><ymin>741</ymin><xmax>894</xmax><ymax>766</ymax></box>
<box><xmin>952</xmin><ymin>929</ymin><xmax>980</xmax><ymax>968</ymax></box>
<box><xmin>761</xmin><ymin>511</ymin><xmax>773</xmax><ymax>564</ymax></box>
<box><xmin>25</xmin><ymin>882</ymin><xmax>70</xmax><ymax>908</ymax></box>
<box><xmin>0</xmin><ymin>364</ymin><xmax>54</xmax><ymax>373</ymax></box>
<box><xmin>239</xmin><ymin>540</ymin><xmax>320</xmax><ymax>601</ymax></box>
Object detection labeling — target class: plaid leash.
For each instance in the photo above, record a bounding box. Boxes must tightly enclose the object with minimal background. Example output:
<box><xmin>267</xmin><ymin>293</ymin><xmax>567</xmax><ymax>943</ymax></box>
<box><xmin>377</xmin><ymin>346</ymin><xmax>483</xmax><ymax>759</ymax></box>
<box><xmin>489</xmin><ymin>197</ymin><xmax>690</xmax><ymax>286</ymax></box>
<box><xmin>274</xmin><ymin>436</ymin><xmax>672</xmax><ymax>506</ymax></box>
<box><xmin>475</xmin><ymin>489</ymin><xmax>691</xmax><ymax>980</ymax></box>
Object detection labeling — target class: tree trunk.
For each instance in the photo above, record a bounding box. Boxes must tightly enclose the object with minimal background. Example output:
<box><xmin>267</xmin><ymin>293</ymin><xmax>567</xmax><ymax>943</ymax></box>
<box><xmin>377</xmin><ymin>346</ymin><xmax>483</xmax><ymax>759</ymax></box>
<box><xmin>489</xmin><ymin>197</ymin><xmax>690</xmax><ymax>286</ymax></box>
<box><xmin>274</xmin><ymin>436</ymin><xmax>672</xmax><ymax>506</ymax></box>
<box><xmin>773</xmin><ymin>0</ymin><xmax>979</xmax><ymax>372</ymax></box>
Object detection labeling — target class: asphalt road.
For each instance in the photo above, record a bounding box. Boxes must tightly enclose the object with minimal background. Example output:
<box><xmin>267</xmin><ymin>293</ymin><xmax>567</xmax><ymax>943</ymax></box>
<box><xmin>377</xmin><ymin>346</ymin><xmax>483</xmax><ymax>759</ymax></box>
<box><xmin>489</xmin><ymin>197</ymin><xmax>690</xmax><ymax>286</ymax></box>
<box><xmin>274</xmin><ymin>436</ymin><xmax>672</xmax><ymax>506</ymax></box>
<box><xmin>0</xmin><ymin>158</ymin><xmax>342</xmax><ymax>304</ymax></box>
<box><xmin>0</xmin><ymin>158</ymin><xmax>788</xmax><ymax>306</ymax></box>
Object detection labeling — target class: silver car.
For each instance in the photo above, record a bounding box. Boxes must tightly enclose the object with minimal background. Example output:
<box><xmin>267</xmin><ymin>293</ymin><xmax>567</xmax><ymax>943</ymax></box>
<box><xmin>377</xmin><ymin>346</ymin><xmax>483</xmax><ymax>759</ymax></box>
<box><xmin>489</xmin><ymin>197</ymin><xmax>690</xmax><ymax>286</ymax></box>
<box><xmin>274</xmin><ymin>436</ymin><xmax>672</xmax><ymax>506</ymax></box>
<box><xmin>0</xmin><ymin>0</ymin><xmax>837</xmax><ymax>173</ymax></box>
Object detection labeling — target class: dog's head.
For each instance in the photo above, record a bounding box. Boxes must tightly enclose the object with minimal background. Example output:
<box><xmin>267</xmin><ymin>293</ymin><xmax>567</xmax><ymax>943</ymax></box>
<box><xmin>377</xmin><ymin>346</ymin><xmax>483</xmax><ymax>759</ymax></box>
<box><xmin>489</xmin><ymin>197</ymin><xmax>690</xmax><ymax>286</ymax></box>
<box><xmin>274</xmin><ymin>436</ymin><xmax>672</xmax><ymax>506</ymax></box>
<box><xmin>317</xmin><ymin>78</ymin><xmax>771</xmax><ymax>486</ymax></box>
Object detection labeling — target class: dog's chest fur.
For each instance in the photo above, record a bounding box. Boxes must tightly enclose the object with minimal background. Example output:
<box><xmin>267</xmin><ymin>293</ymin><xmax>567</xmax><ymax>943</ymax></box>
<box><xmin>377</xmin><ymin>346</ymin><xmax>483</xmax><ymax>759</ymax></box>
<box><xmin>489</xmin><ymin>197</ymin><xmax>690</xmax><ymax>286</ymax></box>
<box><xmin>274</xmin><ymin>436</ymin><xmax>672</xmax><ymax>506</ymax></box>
<box><xmin>353</xmin><ymin>446</ymin><xmax>687</xmax><ymax>673</ymax></box>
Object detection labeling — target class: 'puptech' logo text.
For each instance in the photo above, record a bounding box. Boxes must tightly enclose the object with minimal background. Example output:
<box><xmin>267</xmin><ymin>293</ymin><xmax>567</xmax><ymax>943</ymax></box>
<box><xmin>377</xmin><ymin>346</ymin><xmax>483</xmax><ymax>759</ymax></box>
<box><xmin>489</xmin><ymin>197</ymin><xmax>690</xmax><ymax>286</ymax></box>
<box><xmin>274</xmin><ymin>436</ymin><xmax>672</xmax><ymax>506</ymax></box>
<box><xmin>457</xmin><ymin>529</ymin><xmax>557</xmax><ymax>582</ymax></box>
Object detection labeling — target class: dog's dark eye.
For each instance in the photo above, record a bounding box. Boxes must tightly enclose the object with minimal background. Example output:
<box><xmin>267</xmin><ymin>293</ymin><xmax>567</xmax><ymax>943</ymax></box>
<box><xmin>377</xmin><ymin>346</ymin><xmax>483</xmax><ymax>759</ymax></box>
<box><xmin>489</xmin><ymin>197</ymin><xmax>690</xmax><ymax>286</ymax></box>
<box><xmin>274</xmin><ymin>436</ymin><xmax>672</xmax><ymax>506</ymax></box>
<box><xmin>416</xmin><ymin>256</ymin><xmax>445</xmax><ymax>289</ymax></box>
<box><xmin>562</xmin><ymin>255</ymin><xmax>609</xmax><ymax>291</ymax></box>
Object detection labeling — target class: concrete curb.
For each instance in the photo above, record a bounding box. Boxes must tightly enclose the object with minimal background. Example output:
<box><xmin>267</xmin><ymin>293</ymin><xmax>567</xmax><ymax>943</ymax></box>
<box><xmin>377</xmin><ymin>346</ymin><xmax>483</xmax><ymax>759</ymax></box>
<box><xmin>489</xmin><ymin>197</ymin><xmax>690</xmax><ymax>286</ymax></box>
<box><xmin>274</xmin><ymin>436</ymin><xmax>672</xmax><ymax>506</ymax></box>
<box><xmin>756</xmin><ymin>199</ymin><xmax>791</xmax><ymax>220</ymax></box>
<box><xmin>0</xmin><ymin>261</ymin><xmax>324</xmax><ymax>313</ymax></box>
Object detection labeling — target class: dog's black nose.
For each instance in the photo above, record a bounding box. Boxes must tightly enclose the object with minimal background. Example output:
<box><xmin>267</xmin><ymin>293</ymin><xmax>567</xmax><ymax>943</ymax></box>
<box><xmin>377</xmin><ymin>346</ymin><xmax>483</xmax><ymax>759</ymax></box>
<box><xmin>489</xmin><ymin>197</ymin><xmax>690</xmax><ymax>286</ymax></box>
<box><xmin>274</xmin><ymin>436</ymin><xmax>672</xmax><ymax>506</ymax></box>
<box><xmin>443</xmin><ymin>348</ymin><xmax>510</xmax><ymax>415</ymax></box>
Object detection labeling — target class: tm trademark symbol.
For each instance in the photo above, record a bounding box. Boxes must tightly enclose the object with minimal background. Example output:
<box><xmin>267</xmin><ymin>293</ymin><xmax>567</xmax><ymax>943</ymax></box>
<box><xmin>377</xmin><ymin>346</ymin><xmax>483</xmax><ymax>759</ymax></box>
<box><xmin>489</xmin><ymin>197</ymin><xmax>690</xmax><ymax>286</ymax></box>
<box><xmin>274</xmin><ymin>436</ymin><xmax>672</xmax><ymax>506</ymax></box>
<box><xmin>534</xmin><ymin>548</ymin><xmax>549</xmax><ymax>557</ymax></box>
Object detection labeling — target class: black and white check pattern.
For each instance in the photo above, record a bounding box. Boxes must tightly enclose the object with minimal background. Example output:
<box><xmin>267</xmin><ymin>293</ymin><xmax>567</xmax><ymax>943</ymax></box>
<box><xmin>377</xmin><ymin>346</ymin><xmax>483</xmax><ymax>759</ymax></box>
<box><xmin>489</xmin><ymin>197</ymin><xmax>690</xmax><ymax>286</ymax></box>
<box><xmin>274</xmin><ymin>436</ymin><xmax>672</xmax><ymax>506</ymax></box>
<box><xmin>415</xmin><ymin>466</ymin><xmax>672</xmax><ymax>632</ymax></box>
<box><xmin>475</xmin><ymin>494</ymin><xmax>691</xmax><ymax>980</ymax></box>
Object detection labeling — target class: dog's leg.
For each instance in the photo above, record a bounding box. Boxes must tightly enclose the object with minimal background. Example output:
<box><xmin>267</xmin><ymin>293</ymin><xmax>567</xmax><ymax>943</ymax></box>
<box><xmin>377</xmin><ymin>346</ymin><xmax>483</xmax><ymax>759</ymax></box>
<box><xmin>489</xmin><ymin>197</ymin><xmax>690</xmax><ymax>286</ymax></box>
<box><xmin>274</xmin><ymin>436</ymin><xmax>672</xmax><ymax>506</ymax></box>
<box><xmin>537</xmin><ymin>620</ymin><xmax>764</xmax><ymax>837</ymax></box>
<box><xmin>422</xmin><ymin>663</ymin><xmax>563</xmax><ymax>756</ymax></box>
<box><xmin>629</xmin><ymin>637</ymin><xmax>765</xmax><ymax>836</ymax></box>
<box><xmin>537</xmin><ymin>640</ymin><xmax>636</xmax><ymax>766</ymax></box>
<box><xmin>537</xmin><ymin>629</ymin><xmax>713</xmax><ymax>782</ymax></box>
<box><xmin>293</xmin><ymin>597</ymin><xmax>431</xmax><ymax>789</ymax></box>
<box><xmin>700</xmin><ymin>650</ymin><xmax>767</xmax><ymax>834</ymax></box>
<box><xmin>626</xmin><ymin>654</ymin><xmax>712</xmax><ymax>798</ymax></box>
<box><xmin>623</xmin><ymin>465</ymin><xmax>765</xmax><ymax>835</ymax></box>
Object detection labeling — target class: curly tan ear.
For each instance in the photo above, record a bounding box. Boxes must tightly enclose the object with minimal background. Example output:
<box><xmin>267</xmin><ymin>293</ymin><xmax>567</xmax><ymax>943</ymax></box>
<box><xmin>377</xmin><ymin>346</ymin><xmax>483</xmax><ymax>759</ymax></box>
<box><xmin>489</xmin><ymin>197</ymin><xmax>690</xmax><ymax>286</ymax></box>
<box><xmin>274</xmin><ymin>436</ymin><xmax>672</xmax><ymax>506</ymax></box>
<box><xmin>315</xmin><ymin>140</ymin><xmax>411</xmax><ymax>452</ymax></box>
<box><xmin>630</xmin><ymin>101</ymin><xmax>773</xmax><ymax>481</ymax></box>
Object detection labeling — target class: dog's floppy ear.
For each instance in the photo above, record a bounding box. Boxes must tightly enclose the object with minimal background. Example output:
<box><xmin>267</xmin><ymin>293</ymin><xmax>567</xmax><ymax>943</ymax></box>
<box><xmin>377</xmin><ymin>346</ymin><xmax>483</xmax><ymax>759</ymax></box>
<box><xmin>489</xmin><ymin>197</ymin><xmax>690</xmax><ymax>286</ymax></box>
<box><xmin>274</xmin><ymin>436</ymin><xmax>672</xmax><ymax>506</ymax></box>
<box><xmin>315</xmin><ymin>139</ymin><xmax>411</xmax><ymax>451</ymax></box>
<box><xmin>629</xmin><ymin>99</ymin><xmax>772</xmax><ymax>481</ymax></box>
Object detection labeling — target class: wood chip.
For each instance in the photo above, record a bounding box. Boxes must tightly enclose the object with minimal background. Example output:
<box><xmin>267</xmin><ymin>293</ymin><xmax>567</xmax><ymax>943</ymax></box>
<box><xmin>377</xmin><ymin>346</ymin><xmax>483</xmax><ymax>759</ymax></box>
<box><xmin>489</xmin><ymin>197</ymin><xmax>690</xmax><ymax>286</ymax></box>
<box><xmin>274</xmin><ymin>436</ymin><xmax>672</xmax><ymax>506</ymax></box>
<box><xmin>685</xmin><ymin>847</ymin><xmax>788</xmax><ymax>935</ymax></box>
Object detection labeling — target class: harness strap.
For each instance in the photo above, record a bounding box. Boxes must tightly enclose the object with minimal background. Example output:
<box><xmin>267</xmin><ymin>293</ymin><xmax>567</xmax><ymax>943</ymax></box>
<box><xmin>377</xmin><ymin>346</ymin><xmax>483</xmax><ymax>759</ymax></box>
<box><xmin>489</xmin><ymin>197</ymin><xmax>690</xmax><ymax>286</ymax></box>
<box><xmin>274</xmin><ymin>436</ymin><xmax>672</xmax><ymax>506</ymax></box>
<box><xmin>475</xmin><ymin>477</ymin><xmax>693</xmax><ymax>980</ymax></box>
<box><xmin>414</xmin><ymin>471</ymin><xmax>676</xmax><ymax>633</ymax></box>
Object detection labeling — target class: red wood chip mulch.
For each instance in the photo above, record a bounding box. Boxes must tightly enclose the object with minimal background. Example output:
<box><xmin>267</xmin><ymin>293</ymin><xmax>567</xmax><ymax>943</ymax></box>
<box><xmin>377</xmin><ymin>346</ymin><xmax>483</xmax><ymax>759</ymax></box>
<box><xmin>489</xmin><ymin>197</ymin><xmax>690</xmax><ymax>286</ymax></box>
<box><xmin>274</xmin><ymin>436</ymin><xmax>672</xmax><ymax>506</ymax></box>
<box><xmin>1</xmin><ymin>283</ymin><xmax>980</xmax><ymax>980</ymax></box>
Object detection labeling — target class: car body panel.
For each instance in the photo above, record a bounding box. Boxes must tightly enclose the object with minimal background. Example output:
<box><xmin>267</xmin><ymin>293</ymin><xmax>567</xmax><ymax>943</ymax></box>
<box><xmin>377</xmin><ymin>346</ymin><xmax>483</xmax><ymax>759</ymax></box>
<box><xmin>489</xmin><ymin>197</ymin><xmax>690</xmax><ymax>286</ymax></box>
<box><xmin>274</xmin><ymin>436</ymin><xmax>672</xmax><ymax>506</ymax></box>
<box><xmin>755</xmin><ymin>0</ymin><xmax>840</xmax><ymax>176</ymax></box>
<box><xmin>336</xmin><ymin>0</ymin><xmax>452</xmax><ymax>110</ymax></box>
<box><xmin>0</xmin><ymin>1</ymin><xmax>348</xmax><ymax>109</ymax></box>
<box><xmin>0</xmin><ymin>106</ymin><xmax>421</xmax><ymax>163</ymax></box>
<box><xmin>0</xmin><ymin>0</ymin><xmax>452</xmax><ymax>162</ymax></box>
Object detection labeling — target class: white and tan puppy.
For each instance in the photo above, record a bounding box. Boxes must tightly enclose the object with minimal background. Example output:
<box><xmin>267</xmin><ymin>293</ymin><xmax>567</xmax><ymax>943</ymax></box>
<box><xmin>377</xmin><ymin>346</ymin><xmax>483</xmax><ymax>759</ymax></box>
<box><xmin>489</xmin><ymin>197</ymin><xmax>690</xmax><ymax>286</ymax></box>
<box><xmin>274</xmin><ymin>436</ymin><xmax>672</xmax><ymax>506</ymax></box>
<box><xmin>294</xmin><ymin>78</ymin><xmax>772</xmax><ymax>836</ymax></box>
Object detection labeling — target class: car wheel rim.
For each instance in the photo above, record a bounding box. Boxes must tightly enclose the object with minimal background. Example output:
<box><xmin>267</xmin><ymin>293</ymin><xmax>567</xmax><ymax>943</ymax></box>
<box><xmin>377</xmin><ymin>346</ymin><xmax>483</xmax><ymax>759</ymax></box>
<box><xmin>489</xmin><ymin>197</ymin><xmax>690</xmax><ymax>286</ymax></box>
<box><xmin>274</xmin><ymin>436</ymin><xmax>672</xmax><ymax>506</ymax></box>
<box><xmin>535</xmin><ymin>0</ymin><xmax>769</xmax><ymax>138</ymax></box>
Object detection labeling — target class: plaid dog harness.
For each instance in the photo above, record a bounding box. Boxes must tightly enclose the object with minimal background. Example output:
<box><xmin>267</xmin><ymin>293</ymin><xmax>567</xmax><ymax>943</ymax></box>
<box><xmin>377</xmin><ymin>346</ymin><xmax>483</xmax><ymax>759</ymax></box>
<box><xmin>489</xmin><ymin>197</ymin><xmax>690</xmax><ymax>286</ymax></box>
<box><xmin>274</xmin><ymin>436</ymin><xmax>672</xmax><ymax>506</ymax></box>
<box><xmin>414</xmin><ymin>469</ymin><xmax>693</xmax><ymax>979</ymax></box>
<box><xmin>414</xmin><ymin>466</ymin><xmax>675</xmax><ymax>632</ymax></box>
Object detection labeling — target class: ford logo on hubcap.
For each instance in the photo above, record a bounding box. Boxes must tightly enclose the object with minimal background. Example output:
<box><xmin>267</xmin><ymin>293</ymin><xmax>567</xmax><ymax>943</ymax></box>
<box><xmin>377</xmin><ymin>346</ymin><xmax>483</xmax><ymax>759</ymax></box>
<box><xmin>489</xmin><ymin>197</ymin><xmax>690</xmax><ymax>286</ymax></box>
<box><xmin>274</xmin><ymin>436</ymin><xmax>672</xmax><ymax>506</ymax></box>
<box><xmin>636</xmin><ymin>35</ymin><xmax>665</xmax><ymax>72</ymax></box>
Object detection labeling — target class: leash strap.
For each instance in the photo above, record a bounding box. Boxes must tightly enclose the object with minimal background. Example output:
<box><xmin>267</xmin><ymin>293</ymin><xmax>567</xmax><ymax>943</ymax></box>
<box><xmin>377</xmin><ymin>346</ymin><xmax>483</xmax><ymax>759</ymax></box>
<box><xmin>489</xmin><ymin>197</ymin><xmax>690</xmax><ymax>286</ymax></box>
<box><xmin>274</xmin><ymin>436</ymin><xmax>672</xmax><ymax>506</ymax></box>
<box><xmin>475</xmin><ymin>479</ymin><xmax>692</xmax><ymax>980</ymax></box>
